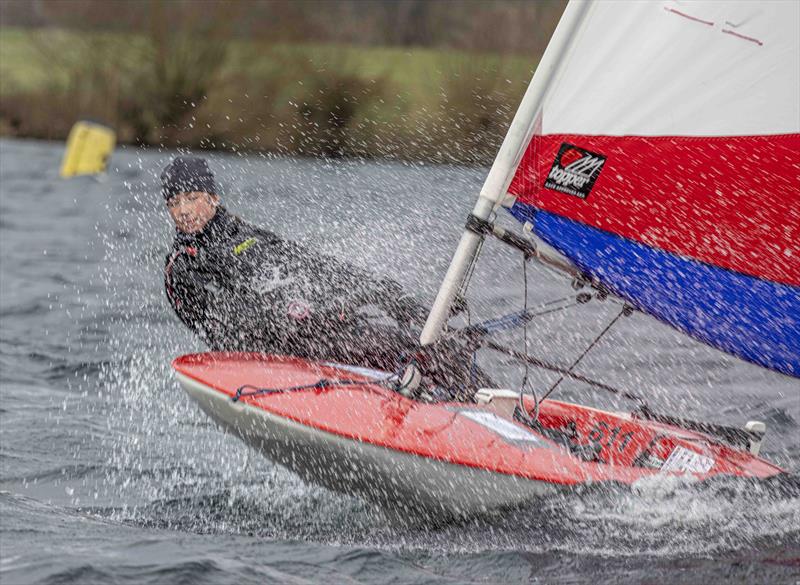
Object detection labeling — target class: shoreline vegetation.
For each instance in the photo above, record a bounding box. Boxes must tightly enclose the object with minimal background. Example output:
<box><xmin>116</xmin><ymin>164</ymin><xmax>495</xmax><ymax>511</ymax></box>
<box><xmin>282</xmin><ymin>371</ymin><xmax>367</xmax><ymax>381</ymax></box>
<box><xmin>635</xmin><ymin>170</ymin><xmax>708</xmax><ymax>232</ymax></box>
<box><xmin>0</xmin><ymin>25</ymin><xmax>543</xmax><ymax>165</ymax></box>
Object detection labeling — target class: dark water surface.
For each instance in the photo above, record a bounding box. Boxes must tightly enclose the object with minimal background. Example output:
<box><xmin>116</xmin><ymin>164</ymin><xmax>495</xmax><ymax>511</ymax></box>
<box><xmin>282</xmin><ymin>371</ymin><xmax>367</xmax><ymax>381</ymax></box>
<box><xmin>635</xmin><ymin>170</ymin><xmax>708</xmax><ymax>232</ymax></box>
<box><xmin>1</xmin><ymin>138</ymin><xmax>798</xmax><ymax>584</ymax></box>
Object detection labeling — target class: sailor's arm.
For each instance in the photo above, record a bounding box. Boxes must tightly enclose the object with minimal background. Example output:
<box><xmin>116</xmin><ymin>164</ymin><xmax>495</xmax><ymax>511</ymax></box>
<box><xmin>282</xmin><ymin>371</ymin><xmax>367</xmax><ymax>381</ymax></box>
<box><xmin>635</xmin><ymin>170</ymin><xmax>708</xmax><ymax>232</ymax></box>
<box><xmin>309</xmin><ymin>251</ymin><xmax>427</xmax><ymax>325</ymax></box>
<box><xmin>245</xmin><ymin>224</ymin><xmax>427</xmax><ymax>325</ymax></box>
<box><xmin>164</xmin><ymin>250</ymin><xmax>225</xmax><ymax>346</ymax></box>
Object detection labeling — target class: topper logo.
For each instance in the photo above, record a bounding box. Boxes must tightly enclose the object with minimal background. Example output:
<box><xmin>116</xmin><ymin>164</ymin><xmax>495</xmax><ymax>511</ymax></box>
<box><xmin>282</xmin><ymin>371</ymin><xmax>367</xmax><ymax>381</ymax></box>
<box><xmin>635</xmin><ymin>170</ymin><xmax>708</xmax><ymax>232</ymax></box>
<box><xmin>544</xmin><ymin>143</ymin><xmax>607</xmax><ymax>199</ymax></box>
<box><xmin>558</xmin><ymin>147</ymin><xmax>585</xmax><ymax>168</ymax></box>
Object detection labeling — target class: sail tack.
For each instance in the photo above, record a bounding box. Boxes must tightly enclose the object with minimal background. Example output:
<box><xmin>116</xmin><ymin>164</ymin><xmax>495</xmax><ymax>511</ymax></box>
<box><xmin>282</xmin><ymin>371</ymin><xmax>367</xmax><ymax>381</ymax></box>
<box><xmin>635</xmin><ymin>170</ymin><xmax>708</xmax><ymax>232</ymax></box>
<box><xmin>506</xmin><ymin>0</ymin><xmax>800</xmax><ymax>376</ymax></box>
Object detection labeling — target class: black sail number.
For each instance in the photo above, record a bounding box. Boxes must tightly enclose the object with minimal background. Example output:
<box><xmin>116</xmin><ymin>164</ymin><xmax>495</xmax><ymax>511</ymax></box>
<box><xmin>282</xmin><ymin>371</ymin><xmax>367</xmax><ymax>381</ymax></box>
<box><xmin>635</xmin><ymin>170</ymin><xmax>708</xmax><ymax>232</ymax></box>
<box><xmin>587</xmin><ymin>421</ymin><xmax>635</xmax><ymax>454</ymax></box>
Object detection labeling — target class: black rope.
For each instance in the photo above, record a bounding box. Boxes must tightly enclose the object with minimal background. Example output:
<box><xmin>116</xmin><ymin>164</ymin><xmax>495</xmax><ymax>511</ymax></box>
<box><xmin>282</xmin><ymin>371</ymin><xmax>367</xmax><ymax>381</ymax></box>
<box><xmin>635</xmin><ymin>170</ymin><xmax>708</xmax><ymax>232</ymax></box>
<box><xmin>485</xmin><ymin>340</ymin><xmax>646</xmax><ymax>405</ymax></box>
<box><xmin>517</xmin><ymin>299</ymin><xmax>583</xmax><ymax>321</ymax></box>
<box><xmin>232</xmin><ymin>378</ymin><xmax>369</xmax><ymax>402</ymax></box>
<box><xmin>454</xmin><ymin>217</ymin><xmax>483</xmax><ymax>381</ymax></box>
<box><xmin>516</xmin><ymin>255</ymin><xmax>538</xmax><ymax>424</ymax></box>
<box><xmin>539</xmin><ymin>307</ymin><xmax>628</xmax><ymax>404</ymax></box>
<box><xmin>458</xmin><ymin>213</ymin><xmax>489</xmax><ymax>310</ymax></box>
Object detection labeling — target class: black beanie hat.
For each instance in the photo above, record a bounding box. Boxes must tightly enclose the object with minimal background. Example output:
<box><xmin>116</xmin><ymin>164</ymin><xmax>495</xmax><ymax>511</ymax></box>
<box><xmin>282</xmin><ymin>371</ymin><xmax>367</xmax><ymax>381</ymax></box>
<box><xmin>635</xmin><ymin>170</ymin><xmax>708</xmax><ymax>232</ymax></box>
<box><xmin>161</xmin><ymin>156</ymin><xmax>218</xmax><ymax>201</ymax></box>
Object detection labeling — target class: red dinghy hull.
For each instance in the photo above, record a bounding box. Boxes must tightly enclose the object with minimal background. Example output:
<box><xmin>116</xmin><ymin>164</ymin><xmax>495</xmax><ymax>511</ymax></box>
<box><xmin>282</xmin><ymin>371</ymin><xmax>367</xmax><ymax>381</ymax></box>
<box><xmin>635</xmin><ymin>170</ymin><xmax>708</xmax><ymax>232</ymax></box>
<box><xmin>173</xmin><ymin>352</ymin><xmax>784</xmax><ymax>518</ymax></box>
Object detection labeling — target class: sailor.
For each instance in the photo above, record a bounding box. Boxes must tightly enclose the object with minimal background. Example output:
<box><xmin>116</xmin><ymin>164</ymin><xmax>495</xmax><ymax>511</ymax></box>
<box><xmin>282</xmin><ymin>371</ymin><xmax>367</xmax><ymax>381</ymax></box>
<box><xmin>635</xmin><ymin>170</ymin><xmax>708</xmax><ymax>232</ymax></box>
<box><xmin>161</xmin><ymin>155</ymin><xmax>428</xmax><ymax>373</ymax></box>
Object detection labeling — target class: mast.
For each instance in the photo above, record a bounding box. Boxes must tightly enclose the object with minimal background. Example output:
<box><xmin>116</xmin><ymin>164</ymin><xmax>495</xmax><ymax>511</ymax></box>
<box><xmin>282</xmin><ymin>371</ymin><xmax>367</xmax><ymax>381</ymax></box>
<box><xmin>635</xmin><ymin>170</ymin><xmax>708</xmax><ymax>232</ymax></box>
<box><xmin>418</xmin><ymin>0</ymin><xmax>593</xmax><ymax>348</ymax></box>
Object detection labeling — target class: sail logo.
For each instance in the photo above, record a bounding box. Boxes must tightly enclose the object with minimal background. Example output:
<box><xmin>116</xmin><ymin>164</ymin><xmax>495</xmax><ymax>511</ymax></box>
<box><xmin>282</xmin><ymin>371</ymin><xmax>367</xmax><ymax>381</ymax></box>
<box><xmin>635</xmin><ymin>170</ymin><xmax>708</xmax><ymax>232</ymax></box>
<box><xmin>544</xmin><ymin>143</ymin><xmax>606</xmax><ymax>199</ymax></box>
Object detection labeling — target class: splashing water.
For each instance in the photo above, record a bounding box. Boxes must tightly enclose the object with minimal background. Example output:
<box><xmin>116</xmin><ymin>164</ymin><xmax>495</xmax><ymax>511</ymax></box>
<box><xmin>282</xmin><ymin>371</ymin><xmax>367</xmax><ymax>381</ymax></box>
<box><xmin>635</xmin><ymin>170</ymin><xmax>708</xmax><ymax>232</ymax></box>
<box><xmin>1</xmin><ymin>139</ymin><xmax>798</xmax><ymax>584</ymax></box>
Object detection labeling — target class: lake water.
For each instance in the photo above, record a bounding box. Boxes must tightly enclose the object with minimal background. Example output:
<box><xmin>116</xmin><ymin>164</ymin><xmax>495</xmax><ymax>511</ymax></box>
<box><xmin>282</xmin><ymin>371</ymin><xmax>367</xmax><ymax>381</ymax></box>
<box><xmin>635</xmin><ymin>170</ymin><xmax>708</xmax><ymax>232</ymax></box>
<box><xmin>1</xmin><ymin>138</ymin><xmax>798</xmax><ymax>584</ymax></box>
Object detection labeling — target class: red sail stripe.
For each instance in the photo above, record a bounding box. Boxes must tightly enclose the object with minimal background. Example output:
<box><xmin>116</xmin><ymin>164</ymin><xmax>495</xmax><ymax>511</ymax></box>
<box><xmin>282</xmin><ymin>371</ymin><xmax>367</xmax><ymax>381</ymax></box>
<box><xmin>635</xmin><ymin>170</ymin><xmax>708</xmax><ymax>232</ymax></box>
<box><xmin>508</xmin><ymin>133</ymin><xmax>800</xmax><ymax>286</ymax></box>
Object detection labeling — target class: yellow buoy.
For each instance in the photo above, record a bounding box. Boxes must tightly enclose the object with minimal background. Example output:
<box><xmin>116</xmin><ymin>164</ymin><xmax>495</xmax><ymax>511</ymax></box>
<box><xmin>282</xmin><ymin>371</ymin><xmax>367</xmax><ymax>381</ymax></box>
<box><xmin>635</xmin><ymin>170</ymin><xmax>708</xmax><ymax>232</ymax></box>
<box><xmin>59</xmin><ymin>121</ymin><xmax>116</xmax><ymax>178</ymax></box>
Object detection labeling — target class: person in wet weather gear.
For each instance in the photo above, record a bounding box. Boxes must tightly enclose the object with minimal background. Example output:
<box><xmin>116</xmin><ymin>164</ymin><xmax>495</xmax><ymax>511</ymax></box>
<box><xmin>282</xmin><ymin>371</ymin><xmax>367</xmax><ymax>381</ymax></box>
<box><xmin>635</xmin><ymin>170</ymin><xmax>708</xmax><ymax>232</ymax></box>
<box><xmin>161</xmin><ymin>156</ymin><xmax>432</xmax><ymax>375</ymax></box>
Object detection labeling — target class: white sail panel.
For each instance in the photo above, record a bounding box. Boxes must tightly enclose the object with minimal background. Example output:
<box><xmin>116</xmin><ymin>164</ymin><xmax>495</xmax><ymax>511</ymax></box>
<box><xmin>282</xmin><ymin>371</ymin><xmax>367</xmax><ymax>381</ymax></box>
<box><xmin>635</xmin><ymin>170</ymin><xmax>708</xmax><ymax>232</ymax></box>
<box><xmin>541</xmin><ymin>0</ymin><xmax>800</xmax><ymax>136</ymax></box>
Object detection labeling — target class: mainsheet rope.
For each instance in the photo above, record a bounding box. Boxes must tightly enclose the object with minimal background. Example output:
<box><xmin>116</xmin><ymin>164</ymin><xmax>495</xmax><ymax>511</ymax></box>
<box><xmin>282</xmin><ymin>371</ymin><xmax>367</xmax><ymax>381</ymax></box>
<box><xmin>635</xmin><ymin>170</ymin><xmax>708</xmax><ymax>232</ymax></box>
<box><xmin>451</xmin><ymin>224</ymin><xmax>638</xmax><ymax>416</ymax></box>
<box><xmin>538</xmin><ymin>306</ymin><xmax>630</xmax><ymax>405</ymax></box>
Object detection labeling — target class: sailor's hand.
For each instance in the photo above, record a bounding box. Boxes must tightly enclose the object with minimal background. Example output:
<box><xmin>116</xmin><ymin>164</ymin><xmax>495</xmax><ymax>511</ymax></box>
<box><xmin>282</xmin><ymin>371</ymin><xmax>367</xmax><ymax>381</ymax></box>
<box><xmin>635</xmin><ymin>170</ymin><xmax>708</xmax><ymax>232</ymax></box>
<box><xmin>405</xmin><ymin>331</ymin><xmax>483</xmax><ymax>397</ymax></box>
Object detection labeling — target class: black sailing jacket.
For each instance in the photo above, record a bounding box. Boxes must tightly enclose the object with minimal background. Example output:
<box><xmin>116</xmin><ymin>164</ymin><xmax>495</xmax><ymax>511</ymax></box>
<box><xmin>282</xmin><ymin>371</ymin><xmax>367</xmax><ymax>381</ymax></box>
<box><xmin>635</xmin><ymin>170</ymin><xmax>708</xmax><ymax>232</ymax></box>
<box><xmin>164</xmin><ymin>207</ymin><xmax>425</xmax><ymax>371</ymax></box>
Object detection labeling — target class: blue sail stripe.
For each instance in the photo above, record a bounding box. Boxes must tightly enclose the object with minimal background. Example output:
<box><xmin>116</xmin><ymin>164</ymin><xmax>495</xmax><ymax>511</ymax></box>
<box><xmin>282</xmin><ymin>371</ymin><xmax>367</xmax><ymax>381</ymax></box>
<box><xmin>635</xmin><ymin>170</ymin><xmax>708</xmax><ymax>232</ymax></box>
<box><xmin>509</xmin><ymin>203</ymin><xmax>800</xmax><ymax>377</ymax></box>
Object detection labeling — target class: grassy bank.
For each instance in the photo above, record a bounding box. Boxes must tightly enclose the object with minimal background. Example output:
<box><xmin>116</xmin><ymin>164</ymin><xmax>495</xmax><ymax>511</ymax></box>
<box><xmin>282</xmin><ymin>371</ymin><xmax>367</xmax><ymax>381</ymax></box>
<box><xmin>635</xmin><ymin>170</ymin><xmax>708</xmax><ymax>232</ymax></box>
<box><xmin>0</xmin><ymin>27</ymin><xmax>535</xmax><ymax>164</ymax></box>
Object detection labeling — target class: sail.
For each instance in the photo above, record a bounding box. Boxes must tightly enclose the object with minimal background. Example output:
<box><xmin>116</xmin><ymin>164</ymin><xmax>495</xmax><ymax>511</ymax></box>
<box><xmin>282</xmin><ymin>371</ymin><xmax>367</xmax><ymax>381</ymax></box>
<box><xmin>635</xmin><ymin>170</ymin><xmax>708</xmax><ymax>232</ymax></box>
<box><xmin>505</xmin><ymin>0</ymin><xmax>800</xmax><ymax>376</ymax></box>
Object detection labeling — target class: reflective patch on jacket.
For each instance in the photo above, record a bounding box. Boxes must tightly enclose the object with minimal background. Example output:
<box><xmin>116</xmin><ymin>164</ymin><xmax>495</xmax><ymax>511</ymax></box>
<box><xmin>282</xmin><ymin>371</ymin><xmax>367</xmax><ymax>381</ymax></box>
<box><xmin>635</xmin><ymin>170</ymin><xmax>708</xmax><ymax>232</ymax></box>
<box><xmin>233</xmin><ymin>237</ymin><xmax>258</xmax><ymax>255</ymax></box>
<box><xmin>287</xmin><ymin>299</ymin><xmax>311</xmax><ymax>320</ymax></box>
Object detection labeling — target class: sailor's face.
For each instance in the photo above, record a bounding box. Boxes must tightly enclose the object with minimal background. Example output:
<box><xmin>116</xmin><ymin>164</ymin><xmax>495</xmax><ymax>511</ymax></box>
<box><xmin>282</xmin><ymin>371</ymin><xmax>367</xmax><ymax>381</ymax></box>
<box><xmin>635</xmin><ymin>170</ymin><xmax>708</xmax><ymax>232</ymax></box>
<box><xmin>167</xmin><ymin>191</ymin><xmax>219</xmax><ymax>234</ymax></box>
